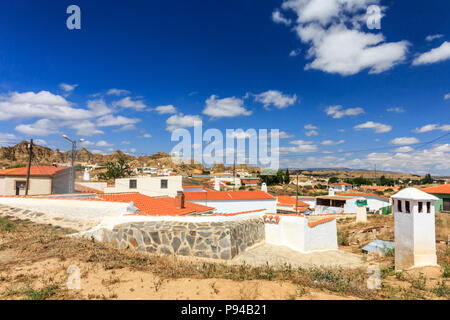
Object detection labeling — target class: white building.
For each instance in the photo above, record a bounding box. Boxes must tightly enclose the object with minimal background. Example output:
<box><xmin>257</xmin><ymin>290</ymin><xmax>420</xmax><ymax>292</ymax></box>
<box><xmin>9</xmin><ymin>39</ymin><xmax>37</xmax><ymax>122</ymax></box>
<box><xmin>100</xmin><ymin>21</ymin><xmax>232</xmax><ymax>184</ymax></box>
<box><xmin>315</xmin><ymin>195</ymin><xmax>359</xmax><ymax>215</ymax></box>
<box><xmin>184</xmin><ymin>191</ymin><xmax>277</xmax><ymax>214</ymax></box>
<box><xmin>392</xmin><ymin>188</ymin><xmax>439</xmax><ymax>271</ymax></box>
<box><xmin>329</xmin><ymin>182</ymin><xmax>353</xmax><ymax>192</ymax></box>
<box><xmin>104</xmin><ymin>175</ymin><xmax>182</xmax><ymax>197</ymax></box>
<box><xmin>336</xmin><ymin>193</ymin><xmax>390</xmax><ymax>212</ymax></box>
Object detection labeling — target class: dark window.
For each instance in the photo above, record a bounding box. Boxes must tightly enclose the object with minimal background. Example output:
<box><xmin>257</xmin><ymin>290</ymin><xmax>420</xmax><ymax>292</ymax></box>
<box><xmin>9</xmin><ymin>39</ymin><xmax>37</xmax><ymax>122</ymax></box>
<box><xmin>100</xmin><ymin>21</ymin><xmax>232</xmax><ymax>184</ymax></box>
<box><xmin>129</xmin><ymin>179</ymin><xmax>137</xmax><ymax>189</ymax></box>
<box><xmin>418</xmin><ymin>202</ymin><xmax>423</xmax><ymax>213</ymax></box>
<box><xmin>161</xmin><ymin>179</ymin><xmax>168</xmax><ymax>189</ymax></box>
<box><xmin>426</xmin><ymin>202</ymin><xmax>431</xmax><ymax>214</ymax></box>
<box><xmin>405</xmin><ymin>201</ymin><xmax>410</xmax><ymax>213</ymax></box>
<box><xmin>397</xmin><ymin>200</ymin><xmax>402</xmax><ymax>212</ymax></box>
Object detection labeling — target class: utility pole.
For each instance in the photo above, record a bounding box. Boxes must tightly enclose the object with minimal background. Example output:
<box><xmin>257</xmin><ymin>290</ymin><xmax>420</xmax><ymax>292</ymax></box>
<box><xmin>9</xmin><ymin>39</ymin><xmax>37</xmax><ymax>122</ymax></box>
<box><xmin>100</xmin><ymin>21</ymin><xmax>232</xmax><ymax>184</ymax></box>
<box><xmin>233</xmin><ymin>158</ymin><xmax>236</xmax><ymax>191</ymax></box>
<box><xmin>374</xmin><ymin>164</ymin><xmax>377</xmax><ymax>182</ymax></box>
<box><xmin>295</xmin><ymin>172</ymin><xmax>299</xmax><ymax>214</ymax></box>
<box><xmin>25</xmin><ymin>139</ymin><xmax>33</xmax><ymax>196</ymax></box>
<box><xmin>63</xmin><ymin>135</ymin><xmax>84</xmax><ymax>194</ymax></box>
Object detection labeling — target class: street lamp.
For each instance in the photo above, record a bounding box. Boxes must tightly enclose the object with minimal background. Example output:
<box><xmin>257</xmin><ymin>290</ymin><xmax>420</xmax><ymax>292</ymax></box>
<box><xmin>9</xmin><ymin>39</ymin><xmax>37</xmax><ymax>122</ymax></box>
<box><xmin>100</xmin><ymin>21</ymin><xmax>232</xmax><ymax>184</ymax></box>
<box><xmin>62</xmin><ymin>135</ymin><xmax>85</xmax><ymax>193</ymax></box>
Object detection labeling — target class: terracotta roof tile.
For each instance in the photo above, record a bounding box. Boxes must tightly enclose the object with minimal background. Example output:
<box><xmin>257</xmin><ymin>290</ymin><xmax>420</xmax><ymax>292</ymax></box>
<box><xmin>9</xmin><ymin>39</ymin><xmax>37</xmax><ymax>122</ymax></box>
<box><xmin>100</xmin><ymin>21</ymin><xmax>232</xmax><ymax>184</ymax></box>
<box><xmin>184</xmin><ymin>191</ymin><xmax>275</xmax><ymax>201</ymax></box>
<box><xmin>0</xmin><ymin>166</ymin><xmax>69</xmax><ymax>177</ymax></box>
<box><xmin>421</xmin><ymin>184</ymin><xmax>450</xmax><ymax>195</ymax></box>
<box><xmin>277</xmin><ymin>195</ymin><xmax>309</xmax><ymax>207</ymax></box>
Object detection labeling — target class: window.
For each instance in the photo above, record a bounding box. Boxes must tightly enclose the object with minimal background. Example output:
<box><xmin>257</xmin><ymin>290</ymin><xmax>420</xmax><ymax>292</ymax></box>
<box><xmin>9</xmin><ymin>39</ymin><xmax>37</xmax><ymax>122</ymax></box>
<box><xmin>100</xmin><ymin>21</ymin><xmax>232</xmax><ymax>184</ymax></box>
<box><xmin>418</xmin><ymin>202</ymin><xmax>423</xmax><ymax>213</ymax></box>
<box><xmin>426</xmin><ymin>202</ymin><xmax>431</xmax><ymax>214</ymax></box>
<box><xmin>405</xmin><ymin>201</ymin><xmax>410</xmax><ymax>213</ymax></box>
<box><xmin>161</xmin><ymin>179</ymin><xmax>168</xmax><ymax>189</ymax></box>
<box><xmin>129</xmin><ymin>179</ymin><xmax>137</xmax><ymax>189</ymax></box>
<box><xmin>397</xmin><ymin>200</ymin><xmax>402</xmax><ymax>212</ymax></box>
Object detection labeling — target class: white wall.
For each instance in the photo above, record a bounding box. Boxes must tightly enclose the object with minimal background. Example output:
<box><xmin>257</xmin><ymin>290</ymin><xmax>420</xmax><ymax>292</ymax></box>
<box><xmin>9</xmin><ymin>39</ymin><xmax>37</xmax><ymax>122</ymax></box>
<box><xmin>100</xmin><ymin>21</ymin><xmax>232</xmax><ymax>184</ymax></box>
<box><xmin>76</xmin><ymin>182</ymin><xmax>108</xmax><ymax>191</ymax></box>
<box><xmin>189</xmin><ymin>198</ymin><xmax>277</xmax><ymax>214</ymax></box>
<box><xmin>0</xmin><ymin>176</ymin><xmax>52</xmax><ymax>196</ymax></box>
<box><xmin>315</xmin><ymin>199</ymin><xmax>357</xmax><ymax>215</ymax></box>
<box><xmin>104</xmin><ymin>175</ymin><xmax>182</xmax><ymax>197</ymax></box>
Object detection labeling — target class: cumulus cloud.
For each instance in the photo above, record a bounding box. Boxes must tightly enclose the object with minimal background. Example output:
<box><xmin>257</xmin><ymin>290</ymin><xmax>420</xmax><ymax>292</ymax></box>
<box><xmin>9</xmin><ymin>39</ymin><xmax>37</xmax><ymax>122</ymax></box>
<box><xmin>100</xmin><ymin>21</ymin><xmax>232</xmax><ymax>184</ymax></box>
<box><xmin>106</xmin><ymin>89</ymin><xmax>130</xmax><ymax>96</ymax></box>
<box><xmin>387</xmin><ymin>107</ymin><xmax>405</xmax><ymax>113</ymax></box>
<box><xmin>322</xmin><ymin>139</ymin><xmax>345</xmax><ymax>145</ymax></box>
<box><xmin>304</xmin><ymin>124</ymin><xmax>318</xmax><ymax>130</ymax></box>
<box><xmin>15</xmin><ymin>119</ymin><xmax>59</xmax><ymax>136</ymax></box>
<box><xmin>390</xmin><ymin>137</ymin><xmax>420</xmax><ymax>145</ymax></box>
<box><xmin>305</xmin><ymin>130</ymin><xmax>318</xmax><ymax>136</ymax></box>
<box><xmin>425</xmin><ymin>34</ymin><xmax>444</xmax><ymax>42</ymax></box>
<box><xmin>444</xmin><ymin>93</ymin><xmax>450</xmax><ymax>100</ymax></box>
<box><xmin>67</xmin><ymin>120</ymin><xmax>104</xmax><ymax>136</ymax></box>
<box><xmin>272</xmin><ymin>10</ymin><xmax>292</xmax><ymax>25</ymax></box>
<box><xmin>59</xmin><ymin>83</ymin><xmax>78</xmax><ymax>92</ymax></box>
<box><xmin>203</xmin><ymin>95</ymin><xmax>251</xmax><ymax>118</ymax></box>
<box><xmin>254</xmin><ymin>90</ymin><xmax>297</xmax><ymax>109</ymax></box>
<box><xmin>325</xmin><ymin>105</ymin><xmax>364</xmax><ymax>118</ymax></box>
<box><xmin>414</xmin><ymin>124</ymin><xmax>450</xmax><ymax>133</ymax></box>
<box><xmin>0</xmin><ymin>91</ymin><xmax>93</xmax><ymax>121</ymax></box>
<box><xmin>289</xmin><ymin>49</ymin><xmax>302</xmax><ymax>57</ymax></box>
<box><xmin>354</xmin><ymin>121</ymin><xmax>392</xmax><ymax>133</ymax></box>
<box><xmin>96</xmin><ymin>140</ymin><xmax>113</xmax><ymax>147</ymax></box>
<box><xmin>412</xmin><ymin>41</ymin><xmax>450</xmax><ymax>65</ymax></box>
<box><xmin>96</xmin><ymin>114</ymin><xmax>140</xmax><ymax>127</ymax></box>
<box><xmin>0</xmin><ymin>133</ymin><xmax>19</xmax><ymax>145</ymax></box>
<box><xmin>394</xmin><ymin>146</ymin><xmax>414</xmax><ymax>153</ymax></box>
<box><xmin>274</xmin><ymin>0</ymin><xmax>409</xmax><ymax>76</ymax></box>
<box><xmin>154</xmin><ymin>105</ymin><xmax>177</xmax><ymax>114</ymax></box>
<box><xmin>112</xmin><ymin>97</ymin><xmax>146</xmax><ymax>110</ymax></box>
<box><xmin>281</xmin><ymin>140</ymin><xmax>318</xmax><ymax>153</ymax></box>
<box><xmin>166</xmin><ymin>113</ymin><xmax>202</xmax><ymax>131</ymax></box>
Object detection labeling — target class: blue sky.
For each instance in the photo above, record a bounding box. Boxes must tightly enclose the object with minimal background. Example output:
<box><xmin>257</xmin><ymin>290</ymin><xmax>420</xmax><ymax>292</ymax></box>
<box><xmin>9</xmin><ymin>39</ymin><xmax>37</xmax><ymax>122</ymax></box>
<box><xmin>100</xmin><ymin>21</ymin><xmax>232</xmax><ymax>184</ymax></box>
<box><xmin>0</xmin><ymin>0</ymin><xmax>449</xmax><ymax>174</ymax></box>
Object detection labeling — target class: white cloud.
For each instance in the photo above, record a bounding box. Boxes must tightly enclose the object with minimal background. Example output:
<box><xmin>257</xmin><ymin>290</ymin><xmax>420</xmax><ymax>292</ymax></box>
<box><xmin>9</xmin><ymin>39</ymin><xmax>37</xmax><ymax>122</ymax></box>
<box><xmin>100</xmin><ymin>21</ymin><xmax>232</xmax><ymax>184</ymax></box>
<box><xmin>444</xmin><ymin>93</ymin><xmax>450</xmax><ymax>100</ymax></box>
<box><xmin>414</xmin><ymin>124</ymin><xmax>450</xmax><ymax>133</ymax></box>
<box><xmin>276</xmin><ymin>0</ymin><xmax>409</xmax><ymax>76</ymax></box>
<box><xmin>67</xmin><ymin>120</ymin><xmax>104</xmax><ymax>137</ymax></box>
<box><xmin>306</xmin><ymin>130</ymin><xmax>318</xmax><ymax>137</ymax></box>
<box><xmin>426</xmin><ymin>34</ymin><xmax>444</xmax><ymax>42</ymax></box>
<box><xmin>281</xmin><ymin>140</ymin><xmax>318</xmax><ymax>153</ymax></box>
<box><xmin>96</xmin><ymin>114</ymin><xmax>140</xmax><ymax>127</ymax></box>
<box><xmin>278</xmin><ymin>131</ymin><xmax>294</xmax><ymax>139</ymax></box>
<box><xmin>325</xmin><ymin>105</ymin><xmax>364</xmax><ymax>118</ymax></box>
<box><xmin>141</xmin><ymin>133</ymin><xmax>152</xmax><ymax>138</ymax></box>
<box><xmin>304</xmin><ymin>124</ymin><xmax>318</xmax><ymax>130</ymax></box>
<box><xmin>0</xmin><ymin>133</ymin><xmax>19</xmax><ymax>144</ymax></box>
<box><xmin>203</xmin><ymin>95</ymin><xmax>251</xmax><ymax>118</ymax></box>
<box><xmin>113</xmin><ymin>97</ymin><xmax>146</xmax><ymax>110</ymax></box>
<box><xmin>0</xmin><ymin>91</ymin><xmax>92</xmax><ymax>121</ymax></box>
<box><xmin>394</xmin><ymin>146</ymin><xmax>414</xmax><ymax>153</ymax></box>
<box><xmin>354</xmin><ymin>121</ymin><xmax>392</xmax><ymax>133</ymax></box>
<box><xmin>87</xmin><ymin>99</ymin><xmax>112</xmax><ymax>117</ymax></box>
<box><xmin>412</xmin><ymin>41</ymin><xmax>450</xmax><ymax>65</ymax></box>
<box><xmin>272</xmin><ymin>10</ymin><xmax>292</xmax><ymax>25</ymax></box>
<box><xmin>154</xmin><ymin>105</ymin><xmax>177</xmax><ymax>114</ymax></box>
<box><xmin>254</xmin><ymin>90</ymin><xmax>297</xmax><ymax>109</ymax></box>
<box><xmin>79</xmin><ymin>140</ymin><xmax>94</xmax><ymax>147</ymax></box>
<box><xmin>387</xmin><ymin>107</ymin><xmax>405</xmax><ymax>113</ymax></box>
<box><xmin>106</xmin><ymin>89</ymin><xmax>130</xmax><ymax>96</ymax></box>
<box><xmin>166</xmin><ymin>113</ymin><xmax>202</xmax><ymax>131</ymax></box>
<box><xmin>322</xmin><ymin>139</ymin><xmax>345</xmax><ymax>145</ymax></box>
<box><xmin>121</xmin><ymin>141</ymin><xmax>131</xmax><ymax>145</ymax></box>
<box><xmin>15</xmin><ymin>119</ymin><xmax>59</xmax><ymax>136</ymax></box>
<box><xmin>59</xmin><ymin>83</ymin><xmax>78</xmax><ymax>92</ymax></box>
<box><xmin>289</xmin><ymin>49</ymin><xmax>302</xmax><ymax>57</ymax></box>
<box><xmin>96</xmin><ymin>140</ymin><xmax>113</xmax><ymax>147</ymax></box>
<box><xmin>390</xmin><ymin>137</ymin><xmax>420</xmax><ymax>145</ymax></box>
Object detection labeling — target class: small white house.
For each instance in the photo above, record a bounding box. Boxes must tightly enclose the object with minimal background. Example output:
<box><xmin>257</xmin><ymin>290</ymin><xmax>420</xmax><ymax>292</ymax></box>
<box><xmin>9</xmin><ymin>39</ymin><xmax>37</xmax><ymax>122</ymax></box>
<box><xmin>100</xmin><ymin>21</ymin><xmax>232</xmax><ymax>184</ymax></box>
<box><xmin>315</xmin><ymin>195</ymin><xmax>358</xmax><ymax>215</ymax></box>
<box><xmin>336</xmin><ymin>193</ymin><xmax>390</xmax><ymax>212</ymax></box>
<box><xmin>329</xmin><ymin>182</ymin><xmax>353</xmax><ymax>192</ymax></box>
<box><xmin>104</xmin><ymin>175</ymin><xmax>182</xmax><ymax>197</ymax></box>
<box><xmin>392</xmin><ymin>188</ymin><xmax>439</xmax><ymax>271</ymax></box>
<box><xmin>184</xmin><ymin>191</ymin><xmax>277</xmax><ymax>214</ymax></box>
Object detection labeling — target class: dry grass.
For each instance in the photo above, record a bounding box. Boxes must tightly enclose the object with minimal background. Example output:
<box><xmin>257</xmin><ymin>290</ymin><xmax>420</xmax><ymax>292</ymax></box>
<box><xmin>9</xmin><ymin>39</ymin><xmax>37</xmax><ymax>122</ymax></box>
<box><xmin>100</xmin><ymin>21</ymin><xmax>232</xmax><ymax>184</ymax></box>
<box><xmin>0</xmin><ymin>215</ymin><xmax>449</xmax><ymax>300</ymax></box>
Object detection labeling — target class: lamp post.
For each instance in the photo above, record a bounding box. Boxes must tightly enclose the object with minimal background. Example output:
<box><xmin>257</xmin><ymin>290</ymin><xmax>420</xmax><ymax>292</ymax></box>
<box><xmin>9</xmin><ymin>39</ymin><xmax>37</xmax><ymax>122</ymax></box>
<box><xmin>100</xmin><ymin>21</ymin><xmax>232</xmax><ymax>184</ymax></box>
<box><xmin>62</xmin><ymin>135</ymin><xmax>84</xmax><ymax>193</ymax></box>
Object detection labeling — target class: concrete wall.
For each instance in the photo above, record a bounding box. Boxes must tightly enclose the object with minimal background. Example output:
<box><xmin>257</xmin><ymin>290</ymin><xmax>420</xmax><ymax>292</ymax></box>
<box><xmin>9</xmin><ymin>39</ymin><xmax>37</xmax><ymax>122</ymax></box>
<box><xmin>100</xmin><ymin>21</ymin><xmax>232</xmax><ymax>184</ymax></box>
<box><xmin>315</xmin><ymin>199</ymin><xmax>357</xmax><ymax>215</ymax></box>
<box><xmin>51</xmin><ymin>169</ymin><xmax>71</xmax><ymax>194</ymax></box>
<box><xmin>0</xmin><ymin>176</ymin><xmax>52</xmax><ymax>196</ymax></box>
<box><xmin>189</xmin><ymin>199</ymin><xmax>277</xmax><ymax>214</ymax></box>
<box><xmin>265</xmin><ymin>215</ymin><xmax>337</xmax><ymax>253</ymax></box>
<box><xmin>76</xmin><ymin>182</ymin><xmax>108</xmax><ymax>191</ymax></box>
<box><xmin>104</xmin><ymin>176</ymin><xmax>182</xmax><ymax>197</ymax></box>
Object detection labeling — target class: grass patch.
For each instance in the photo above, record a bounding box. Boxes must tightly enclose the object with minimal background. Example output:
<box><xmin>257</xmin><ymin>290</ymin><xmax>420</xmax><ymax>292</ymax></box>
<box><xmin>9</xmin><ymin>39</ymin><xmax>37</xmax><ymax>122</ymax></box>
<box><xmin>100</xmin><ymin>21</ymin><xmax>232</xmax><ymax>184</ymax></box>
<box><xmin>0</xmin><ymin>217</ymin><xmax>16</xmax><ymax>232</ymax></box>
<box><xmin>3</xmin><ymin>284</ymin><xmax>59</xmax><ymax>300</ymax></box>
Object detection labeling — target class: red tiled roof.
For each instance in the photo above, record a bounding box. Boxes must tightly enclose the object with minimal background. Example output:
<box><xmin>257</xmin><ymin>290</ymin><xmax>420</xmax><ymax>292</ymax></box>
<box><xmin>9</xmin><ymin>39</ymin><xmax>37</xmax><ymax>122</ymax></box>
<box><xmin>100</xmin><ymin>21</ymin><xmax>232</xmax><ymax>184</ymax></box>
<box><xmin>97</xmin><ymin>193</ymin><xmax>214</xmax><ymax>216</ymax></box>
<box><xmin>183</xmin><ymin>185</ymin><xmax>204</xmax><ymax>189</ymax></box>
<box><xmin>330</xmin><ymin>182</ymin><xmax>352</xmax><ymax>186</ymax></box>
<box><xmin>74</xmin><ymin>183</ymin><xmax>104</xmax><ymax>194</ymax></box>
<box><xmin>308</xmin><ymin>217</ymin><xmax>336</xmax><ymax>228</ymax></box>
<box><xmin>0</xmin><ymin>166</ymin><xmax>69</xmax><ymax>177</ymax></box>
<box><xmin>421</xmin><ymin>184</ymin><xmax>450</xmax><ymax>195</ymax></box>
<box><xmin>277</xmin><ymin>195</ymin><xmax>310</xmax><ymax>207</ymax></box>
<box><xmin>184</xmin><ymin>190</ymin><xmax>275</xmax><ymax>201</ymax></box>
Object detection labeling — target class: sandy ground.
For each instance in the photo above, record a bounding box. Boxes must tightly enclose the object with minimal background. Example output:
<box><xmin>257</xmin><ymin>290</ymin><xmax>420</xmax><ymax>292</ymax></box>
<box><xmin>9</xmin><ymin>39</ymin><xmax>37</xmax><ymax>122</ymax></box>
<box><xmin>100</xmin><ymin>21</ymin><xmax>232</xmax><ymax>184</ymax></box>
<box><xmin>0</xmin><ymin>255</ymin><xmax>357</xmax><ymax>300</ymax></box>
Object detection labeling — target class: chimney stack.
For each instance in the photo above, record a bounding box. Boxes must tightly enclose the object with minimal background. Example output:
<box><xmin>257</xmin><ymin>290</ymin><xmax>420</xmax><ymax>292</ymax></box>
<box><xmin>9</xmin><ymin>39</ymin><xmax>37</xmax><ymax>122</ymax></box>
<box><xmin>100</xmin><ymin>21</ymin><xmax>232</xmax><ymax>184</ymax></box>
<box><xmin>176</xmin><ymin>191</ymin><xmax>185</xmax><ymax>209</ymax></box>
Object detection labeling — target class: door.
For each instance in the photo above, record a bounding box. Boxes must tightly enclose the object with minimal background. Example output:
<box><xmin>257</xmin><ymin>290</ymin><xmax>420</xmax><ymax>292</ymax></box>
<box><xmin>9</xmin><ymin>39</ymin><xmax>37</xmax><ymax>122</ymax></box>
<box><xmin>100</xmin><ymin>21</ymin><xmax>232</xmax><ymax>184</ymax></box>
<box><xmin>444</xmin><ymin>199</ymin><xmax>450</xmax><ymax>212</ymax></box>
<box><xmin>15</xmin><ymin>181</ymin><xmax>26</xmax><ymax>195</ymax></box>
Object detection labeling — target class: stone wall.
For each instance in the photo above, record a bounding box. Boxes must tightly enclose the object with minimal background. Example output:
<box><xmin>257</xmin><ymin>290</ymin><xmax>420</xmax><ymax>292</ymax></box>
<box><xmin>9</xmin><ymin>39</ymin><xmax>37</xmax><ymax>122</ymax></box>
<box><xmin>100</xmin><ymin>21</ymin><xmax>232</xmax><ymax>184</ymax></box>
<box><xmin>103</xmin><ymin>218</ymin><xmax>265</xmax><ymax>260</ymax></box>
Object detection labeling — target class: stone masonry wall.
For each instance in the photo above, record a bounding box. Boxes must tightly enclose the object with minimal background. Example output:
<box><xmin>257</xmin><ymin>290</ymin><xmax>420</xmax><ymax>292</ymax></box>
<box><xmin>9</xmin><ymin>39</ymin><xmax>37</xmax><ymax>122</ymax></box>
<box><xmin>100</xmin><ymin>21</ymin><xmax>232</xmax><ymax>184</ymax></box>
<box><xmin>103</xmin><ymin>218</ymin><xmax>265</xmax><ymax>260</ymax></box>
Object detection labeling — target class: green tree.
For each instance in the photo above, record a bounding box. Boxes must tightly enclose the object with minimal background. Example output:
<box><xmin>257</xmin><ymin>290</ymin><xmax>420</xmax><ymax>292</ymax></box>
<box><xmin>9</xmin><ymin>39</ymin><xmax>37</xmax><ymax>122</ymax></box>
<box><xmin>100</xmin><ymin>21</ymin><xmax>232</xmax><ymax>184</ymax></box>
<box><xmin>284</xmin><ymin>169</ymin><xmax>291</xmax><ymax>184</ymax></box>
<box><xmin>98</xmin><ymin>157</ymin><xmax>132</xmax><ymax>180</ymax></box>
<box><xmin>276</xmin><ymin>170</ymin><xmax>285</xmax><ymax>185</ymax></box>
<box><xmin>421</xmin><ymin>174</ymin><xmax>433</xmax><ymax>184</ymax></box>
<box><xmin>328</xmin><ymin>177</ymin><xmax>339</xmax><ymax>184</ymax></box>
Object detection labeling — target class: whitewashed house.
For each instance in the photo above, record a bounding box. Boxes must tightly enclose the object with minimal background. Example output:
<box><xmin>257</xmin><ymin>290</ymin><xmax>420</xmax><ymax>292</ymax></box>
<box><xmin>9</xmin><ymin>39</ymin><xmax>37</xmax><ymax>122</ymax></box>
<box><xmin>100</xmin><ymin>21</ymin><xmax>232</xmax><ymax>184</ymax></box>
<box><xmin>184</xmin><ymin>191</ymin><xmax>277</xmax><ymax>214</ymax></box>
<box><xmin>392</xmin><ymin>188</ymin><xmax>439</xmax><ymax>271</ymax></box>
<box><xmin>104</xmin><ymin>175</ymin><xmax>182</xmax><ymax>197</ymax></box>
<box><xmin>336</xmin><ymin>193</ymin><xmax>390</xmax><ymax>212</ymax></box>
<box><xmin>329</xmin><ymin>182</ymin><xmax>353</xmax><ymax>192</ymax></box>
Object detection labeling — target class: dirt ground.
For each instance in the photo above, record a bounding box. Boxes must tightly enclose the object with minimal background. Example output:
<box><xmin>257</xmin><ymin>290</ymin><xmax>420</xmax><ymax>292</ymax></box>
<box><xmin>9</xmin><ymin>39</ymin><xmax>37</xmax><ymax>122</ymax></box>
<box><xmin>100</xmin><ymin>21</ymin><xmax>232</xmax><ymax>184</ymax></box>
<box><xmin>0</xmin><ymin>214</ymin><xmax>449</xmax><ymax>300</ymax></box>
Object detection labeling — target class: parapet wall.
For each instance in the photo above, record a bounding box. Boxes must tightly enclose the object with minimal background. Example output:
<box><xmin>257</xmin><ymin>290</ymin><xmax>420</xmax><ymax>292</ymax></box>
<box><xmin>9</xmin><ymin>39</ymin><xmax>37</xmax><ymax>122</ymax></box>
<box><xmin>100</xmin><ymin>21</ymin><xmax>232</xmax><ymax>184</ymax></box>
<box><xmin>103</xmin><ymin>218</ymin><xmax>265</xmax><ymax>260</ymax></box>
